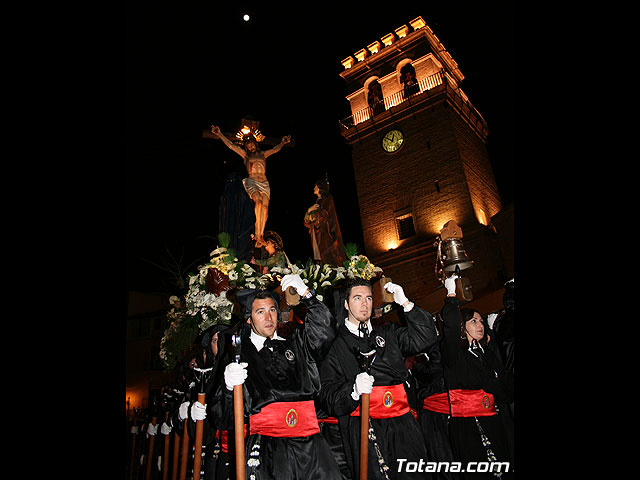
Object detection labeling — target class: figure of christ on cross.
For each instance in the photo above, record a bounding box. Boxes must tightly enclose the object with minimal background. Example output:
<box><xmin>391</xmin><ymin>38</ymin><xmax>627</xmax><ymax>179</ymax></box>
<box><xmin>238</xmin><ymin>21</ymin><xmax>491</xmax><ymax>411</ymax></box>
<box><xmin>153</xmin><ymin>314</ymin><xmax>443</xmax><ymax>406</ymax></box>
<box><xmin>211</xmin><ymin>124</ymin><xmax>291</xmax><ymax>247</ymax></box>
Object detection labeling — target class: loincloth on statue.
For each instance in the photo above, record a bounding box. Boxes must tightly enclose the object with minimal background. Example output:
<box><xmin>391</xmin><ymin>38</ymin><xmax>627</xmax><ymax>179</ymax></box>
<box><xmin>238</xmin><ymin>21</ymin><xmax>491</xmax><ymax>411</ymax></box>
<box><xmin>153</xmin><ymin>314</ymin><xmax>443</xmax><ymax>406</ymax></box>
<box><xmin>243</xmin><ymin>177</ymin><xmax>270</xmax><ymax>199</ymax></box>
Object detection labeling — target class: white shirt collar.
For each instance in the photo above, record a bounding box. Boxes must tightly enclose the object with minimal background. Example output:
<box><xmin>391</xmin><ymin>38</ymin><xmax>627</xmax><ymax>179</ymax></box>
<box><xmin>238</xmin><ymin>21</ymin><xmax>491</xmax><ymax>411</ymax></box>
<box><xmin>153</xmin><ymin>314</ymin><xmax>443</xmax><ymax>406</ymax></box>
<box><xmin>467</xmin><ymin>339</ymin><xmax>485</xmax><ymax>357</ymax></box>
<box><xmin>344</xmin><ymin>318</ymin><xmax>372</xmax><ymax>337</ymax></box>
<box><xmin>250</xmin><ymin>329</ymin><xmax>285</xmax><ymax>351</ymax></box>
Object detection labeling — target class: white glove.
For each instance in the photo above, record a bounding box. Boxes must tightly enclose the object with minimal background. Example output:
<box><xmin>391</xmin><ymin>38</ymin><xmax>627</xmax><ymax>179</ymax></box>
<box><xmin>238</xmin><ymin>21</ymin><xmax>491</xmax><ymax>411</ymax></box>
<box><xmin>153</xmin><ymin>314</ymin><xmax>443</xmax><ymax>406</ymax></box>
<box><xmin>130</xmin><ymin>425</ymin><xmax>138</xmax><ymax>434</ymax></box>
<box><xmin>178</xmin><ymin>401</ymin><xmax>189</xmax><ymax>421</ymax></box>
<box><xmin>160</xmin><ymin>422</ymin><xmax>171</xmax><ymax>435</ymax></box>
<box><xmin>225</xmin><ymin>362</ymin><xmax>248</xmax><ymax>390</ymax></box>
<box><xmin>384</xmin><ymin>282</ymin><xmax>412</xmax><ymax>310</ymax></box>
<box><xmin>191</xmin><ymin>401</ymin><xmax>207</xmax><ymax>421</ymax></box>
<box><xmin>352</xmin><ymin>372</ymin><xmax>375</xmax><ymax>400</ymax></box>
<box><xmin>281</xmin><ymin>274</ymin><xmax>308</xmax><ymax>296</ymax></box>
<box><xmin>487</xmin><ymin>313</ymin><xmax>498</xmax><ymax>329</ymax></box>
<box><xmin>147</xmin><ymin>423</ymin><xmax>158</xmax><ymax>436</ymax></box>
<box><xmin>444</xmin><ymin>275</ymin><xmax>458</xmax><ymax>296</ymax></box>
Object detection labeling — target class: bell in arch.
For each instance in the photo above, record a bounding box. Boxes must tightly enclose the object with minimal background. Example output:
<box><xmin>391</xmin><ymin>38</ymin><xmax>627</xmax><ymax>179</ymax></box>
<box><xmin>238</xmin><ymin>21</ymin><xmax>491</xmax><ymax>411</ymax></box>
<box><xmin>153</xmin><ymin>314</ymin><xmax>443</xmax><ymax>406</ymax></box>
<box><xmin>439</xmin><ymin>220</ymin><xmax>474</xmax><ymax>272</ymax></box>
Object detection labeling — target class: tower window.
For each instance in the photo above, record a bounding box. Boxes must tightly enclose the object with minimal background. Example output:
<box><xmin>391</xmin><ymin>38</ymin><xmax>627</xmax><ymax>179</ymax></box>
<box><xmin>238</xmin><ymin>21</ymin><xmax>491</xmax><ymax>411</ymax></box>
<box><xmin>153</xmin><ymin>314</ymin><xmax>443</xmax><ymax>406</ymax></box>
<box><xmin>395</xmin><ymin>213</ymin><xmax>416</xmax><ymax>240</ymax></box>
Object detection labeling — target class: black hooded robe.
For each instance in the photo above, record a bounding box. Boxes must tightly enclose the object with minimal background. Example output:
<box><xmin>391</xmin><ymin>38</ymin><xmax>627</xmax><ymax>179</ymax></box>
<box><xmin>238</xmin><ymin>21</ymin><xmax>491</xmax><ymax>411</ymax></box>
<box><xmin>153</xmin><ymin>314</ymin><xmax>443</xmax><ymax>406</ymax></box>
<box><xmin>440</xmin><ymin>297</ymin><xmax>514</xmax><ymax>479</ymax></box>
<box><xmin>210</xmin><ymin>294</ymin><xmax>342</xmax><ymax>479</ymax></box>
<box><xmin>318</xmin><ymin>304</ymin><xmax>439</xmax><ymax>479</ymax></box>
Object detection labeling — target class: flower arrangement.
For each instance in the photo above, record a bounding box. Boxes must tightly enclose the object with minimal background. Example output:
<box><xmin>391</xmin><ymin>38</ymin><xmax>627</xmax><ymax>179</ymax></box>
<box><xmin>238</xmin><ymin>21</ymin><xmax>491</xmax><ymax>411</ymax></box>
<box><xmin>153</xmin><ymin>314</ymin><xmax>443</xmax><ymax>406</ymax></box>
<box><xmin>159</xmin><ymin>236</ymin><xmax>385</xmax><ymax>371</ymax></box>
<box><xmin>159</xmin><ymin>297</ymin><xmax>199</xmax><ymax>371</ymax></box>
<box><xmin>286</xmin><ymin>259</ymin><xmax>346</xmax><ymax>302</ymax></box>
<box><xmin>346</xmin><ymin>254</ymin><xmax>382</xmax><ymax>280</ymax></box>
<box><xmin>343</xmin><ymin>242</ymin><xmax>383</xmax><ymax>280</ymax></box>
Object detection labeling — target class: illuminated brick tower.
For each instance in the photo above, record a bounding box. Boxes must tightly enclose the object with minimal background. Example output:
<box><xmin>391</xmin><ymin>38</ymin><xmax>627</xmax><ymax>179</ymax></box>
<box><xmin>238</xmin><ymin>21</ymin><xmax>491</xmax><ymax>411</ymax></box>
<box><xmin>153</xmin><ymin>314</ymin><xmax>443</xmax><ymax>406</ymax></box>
<box><xmin>338</xmin><ymin>16</ymin><xmax>511</xmax><ymax>312</ymax></box>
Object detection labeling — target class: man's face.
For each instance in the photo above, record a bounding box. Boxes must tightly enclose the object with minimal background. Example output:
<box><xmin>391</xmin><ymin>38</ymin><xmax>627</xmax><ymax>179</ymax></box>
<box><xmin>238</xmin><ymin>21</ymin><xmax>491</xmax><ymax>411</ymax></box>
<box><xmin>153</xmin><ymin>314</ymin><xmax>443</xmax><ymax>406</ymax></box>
<box><xmin>246</xmin><ymin>141</ymin><xmax>258</xmax><ymax>153</ymax></box>
<box><xmin>345</xmin><ymin>285</ymin><xmax>373</xmax><ymax>325</ymax></box>
<box><xmin>248</xmin><ymin>297</ymin><xmax>278</xmax><ymax>338</ymax></box>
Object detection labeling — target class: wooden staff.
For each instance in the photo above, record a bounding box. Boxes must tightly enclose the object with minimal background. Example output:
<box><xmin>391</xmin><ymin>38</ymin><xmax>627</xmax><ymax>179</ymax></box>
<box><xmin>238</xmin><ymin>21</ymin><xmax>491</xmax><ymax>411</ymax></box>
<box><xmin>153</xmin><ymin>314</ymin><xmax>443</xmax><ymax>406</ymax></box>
<box><xmin>358</xmin><ymin>321</ymin><xmax>376</xmax><ymax>480</ymax></box>
<box><xmin>192</xmin><ymin>367</ymin><xmax>212</xmax><ymax>480</ymax></box>
<box><xmin>179</xmin><ymin>415</ymin><xmax>190</xmax><ymax>480</ymax></box>
<box><xmin>192</xmin><ymin>391</ymin><xmax>206</xmax><ymax>480</ymax></box>
<box><xmin>145</xmin><ymin>416</ymin><xmax>158</xmax><ymax>480</ymax></box>
<box><xmin>232</xmin><ymin>333</ymin><xmax>246</xmax><ymax>480</ymax></box>
<box><xmin>360</xmin><ymin>393</ymin><xmax>370</xmax><ymax>480</ymax></box>
<box><xmin>163</xmin><ymin>412</ymin><xmax>170</xmax><ymax>480</ymax></box>
<box><xmin>171</xmin><ymin>428</ymin><xmax>180</xmax><ymax>480</ymax></box>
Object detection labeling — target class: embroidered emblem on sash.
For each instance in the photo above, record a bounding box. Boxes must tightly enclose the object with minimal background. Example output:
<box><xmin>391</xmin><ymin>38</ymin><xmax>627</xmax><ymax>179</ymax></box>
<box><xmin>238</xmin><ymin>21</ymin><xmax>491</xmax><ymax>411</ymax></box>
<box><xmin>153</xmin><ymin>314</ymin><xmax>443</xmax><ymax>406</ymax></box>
<box><xmin>383</xmin><ymin>391</ymin><xmax>394</xmax><ymax>408</ymax></box>
<box><xmin>286</xmin><ymin>409</ymin><xmax>298</xmax><ymax>427</ymax></box>
<box><xmin>482</xmin><ymin>394</ymin><xmax>491</xmax><ymax>409</ymax></box>
<box><xmin>375</xmin><ymin>336</ymin><xmax>386</xmax><ymax>347</ymax></box>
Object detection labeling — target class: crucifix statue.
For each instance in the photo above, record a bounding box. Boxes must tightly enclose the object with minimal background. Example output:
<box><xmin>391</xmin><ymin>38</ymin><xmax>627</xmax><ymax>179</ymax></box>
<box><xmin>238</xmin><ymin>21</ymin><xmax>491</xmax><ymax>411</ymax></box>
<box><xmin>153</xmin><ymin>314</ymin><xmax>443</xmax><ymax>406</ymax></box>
<box><xmin>210</xmin><ymin>120</ymin><xmax>291</xmax><ymax>248</ymax></box>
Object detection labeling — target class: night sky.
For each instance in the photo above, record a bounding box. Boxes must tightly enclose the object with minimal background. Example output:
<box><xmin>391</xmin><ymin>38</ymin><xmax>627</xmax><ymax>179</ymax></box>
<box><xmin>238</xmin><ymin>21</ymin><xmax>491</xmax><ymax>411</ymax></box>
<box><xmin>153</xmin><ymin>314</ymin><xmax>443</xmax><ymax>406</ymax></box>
<box><xmin>125</xmin><ymin>1</ymin><xmax>515</xmax><ymax>294</ymax></box>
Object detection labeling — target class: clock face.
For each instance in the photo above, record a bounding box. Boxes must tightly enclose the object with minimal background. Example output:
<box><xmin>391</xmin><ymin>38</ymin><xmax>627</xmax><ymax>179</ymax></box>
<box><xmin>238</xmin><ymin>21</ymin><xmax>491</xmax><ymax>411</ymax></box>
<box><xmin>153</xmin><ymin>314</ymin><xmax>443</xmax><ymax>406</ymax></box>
<box><xmin>381</xmin><ymin>129</ymin><xmax>404</xmax><ymax>153</ymax></box>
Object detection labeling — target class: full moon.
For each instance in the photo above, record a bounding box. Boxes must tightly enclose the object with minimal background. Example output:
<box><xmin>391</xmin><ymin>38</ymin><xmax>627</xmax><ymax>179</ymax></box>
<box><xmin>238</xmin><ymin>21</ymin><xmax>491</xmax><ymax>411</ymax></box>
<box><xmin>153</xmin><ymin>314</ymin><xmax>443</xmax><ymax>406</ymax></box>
<box><xmin>243</xmin><ymin>14</ymin><xmax>250</xmax><ymax>21</ymax></box>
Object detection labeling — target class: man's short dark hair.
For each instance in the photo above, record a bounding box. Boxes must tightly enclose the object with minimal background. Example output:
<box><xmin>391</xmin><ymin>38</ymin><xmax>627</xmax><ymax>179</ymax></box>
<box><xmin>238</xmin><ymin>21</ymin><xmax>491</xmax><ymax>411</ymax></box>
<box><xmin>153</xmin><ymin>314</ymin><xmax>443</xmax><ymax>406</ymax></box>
<box><xmin>254</xmin><ymin>290</ymin><xmax>277</xmax><ymax>302</ymax></box>
<box><xmin>344</xmin><ymin>277</ymin><xmax>373</xmax><ymax>300</ymax></box>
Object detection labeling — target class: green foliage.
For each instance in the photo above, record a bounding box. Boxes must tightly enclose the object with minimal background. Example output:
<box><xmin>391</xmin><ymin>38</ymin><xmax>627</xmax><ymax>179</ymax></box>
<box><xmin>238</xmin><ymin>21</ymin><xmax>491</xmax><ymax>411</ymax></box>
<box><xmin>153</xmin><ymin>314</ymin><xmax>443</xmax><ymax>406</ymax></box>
<box><xmin>344</xmin><ymin>242</ymin><xmax>359</xmax><ymax>259</ymax></box>
<box><xmin>217</xmin><ymin>232</ymin><xmax>230</xmax><ymax>248</ymax></box>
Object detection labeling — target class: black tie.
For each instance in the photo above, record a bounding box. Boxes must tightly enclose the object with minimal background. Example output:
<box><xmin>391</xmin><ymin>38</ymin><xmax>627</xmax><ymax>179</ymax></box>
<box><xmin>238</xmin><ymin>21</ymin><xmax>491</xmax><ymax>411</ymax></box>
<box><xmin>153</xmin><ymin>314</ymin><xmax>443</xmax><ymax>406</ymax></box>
<box><xmin>264</xmin><ymin>337</ymin><xmax>284</xmax><ymax>352</ymax></box>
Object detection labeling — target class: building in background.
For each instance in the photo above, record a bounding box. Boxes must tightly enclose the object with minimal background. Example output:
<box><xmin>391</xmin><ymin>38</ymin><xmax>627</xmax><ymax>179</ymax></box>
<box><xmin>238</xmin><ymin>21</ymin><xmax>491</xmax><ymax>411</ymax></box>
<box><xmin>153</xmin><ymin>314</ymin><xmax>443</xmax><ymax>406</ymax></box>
<box><xmin>126</xmin><ymin>291</ymin><xmax>174</xmax><ymax>420</ymax></box>
<box><xmin>338</xmin><ymin>16</ymin><xmax>513</xmax><ymax>314</ymax></box>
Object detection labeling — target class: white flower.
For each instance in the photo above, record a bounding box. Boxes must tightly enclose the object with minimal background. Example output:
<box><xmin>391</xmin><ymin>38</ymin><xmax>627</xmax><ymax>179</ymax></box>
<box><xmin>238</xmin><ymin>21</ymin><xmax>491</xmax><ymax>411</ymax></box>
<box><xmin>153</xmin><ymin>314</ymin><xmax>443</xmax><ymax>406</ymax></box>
<box><xmin>228</xmin><ymin>270</ymin><xmax>238</xmax><ymax>281</ymax></box>
<box><xmin>169</xmin><ymin>295</ymin><xmax>179</xmax><ymax>305</ymax></box>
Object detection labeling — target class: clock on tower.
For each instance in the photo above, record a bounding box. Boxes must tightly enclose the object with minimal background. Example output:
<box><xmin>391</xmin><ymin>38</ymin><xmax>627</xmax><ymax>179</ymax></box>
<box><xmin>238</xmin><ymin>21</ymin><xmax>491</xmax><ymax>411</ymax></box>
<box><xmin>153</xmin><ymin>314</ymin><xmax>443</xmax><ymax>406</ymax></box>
<box><xmin>381</xmin><ymin>129</ymin><xmax>404</xmax><ymax>153</ymax></box>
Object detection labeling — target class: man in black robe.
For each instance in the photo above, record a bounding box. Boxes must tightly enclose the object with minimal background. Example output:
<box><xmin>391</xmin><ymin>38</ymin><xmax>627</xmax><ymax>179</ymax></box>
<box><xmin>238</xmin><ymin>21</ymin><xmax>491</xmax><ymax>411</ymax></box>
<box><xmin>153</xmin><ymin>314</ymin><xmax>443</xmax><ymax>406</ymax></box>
<box><xmin>211</xmin><ymin>274</ymin><xmax>342</xmax><ymax>479</ymax></box>
<box><xmin>318</xmin><ymin>276</ymin><xmax>438</xmax><ymax>479</ymax></box>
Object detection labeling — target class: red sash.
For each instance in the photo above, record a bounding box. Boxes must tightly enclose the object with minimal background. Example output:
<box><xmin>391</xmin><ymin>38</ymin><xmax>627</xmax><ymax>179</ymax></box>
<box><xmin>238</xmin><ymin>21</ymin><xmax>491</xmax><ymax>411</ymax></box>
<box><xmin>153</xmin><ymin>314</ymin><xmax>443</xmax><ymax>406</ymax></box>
<box><xmin>351</xmin><ymin>384</ymin><xmax>410</xmax><ymax>419</ymax></box>
<box><xmin>423</xmin><ymin>392</ymin><xmax>451</xmax><ymax>414</ymax></box>
<box><xmin>249</xmin><ymin>400</ymin><xmax>320</xmax><ymax>437</ymax></box>
<box><xmin>218</xmin><ymin>426</ymin><xmax>248</xmax><ymax>453</ymax></box>
<box><xmin>219</xmin><ymin>430</ymin><xmax>228</xmax><ymax>452</ymax></box>
<box><xmin>448</xmin><ymin>389</ymin><xmax>496</xmax><ymax>417</ymax></box>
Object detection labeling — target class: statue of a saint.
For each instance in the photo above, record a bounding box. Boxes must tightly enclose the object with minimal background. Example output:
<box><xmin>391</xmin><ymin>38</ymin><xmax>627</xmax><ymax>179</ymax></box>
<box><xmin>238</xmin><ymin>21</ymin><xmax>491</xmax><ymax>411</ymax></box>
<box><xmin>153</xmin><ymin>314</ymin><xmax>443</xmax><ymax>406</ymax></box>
<box><xmin>303</xmin><ymin>177</ymin><xmax>348</xmax><ymax>266</ymax></box>
<box><xmin>253</xmin><ymin>230</ymin><xmax>291</xmax><ymax>274</ymax></box>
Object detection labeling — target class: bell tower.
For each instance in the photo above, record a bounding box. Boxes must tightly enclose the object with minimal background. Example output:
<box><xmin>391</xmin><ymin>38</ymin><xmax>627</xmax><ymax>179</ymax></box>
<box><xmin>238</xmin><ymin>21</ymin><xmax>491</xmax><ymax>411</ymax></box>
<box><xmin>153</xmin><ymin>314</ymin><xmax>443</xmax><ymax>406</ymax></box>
<box><xmin>338</xmin><ymin>16</ymin><xmax>509</xmax><ymax>312</ymax></box>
